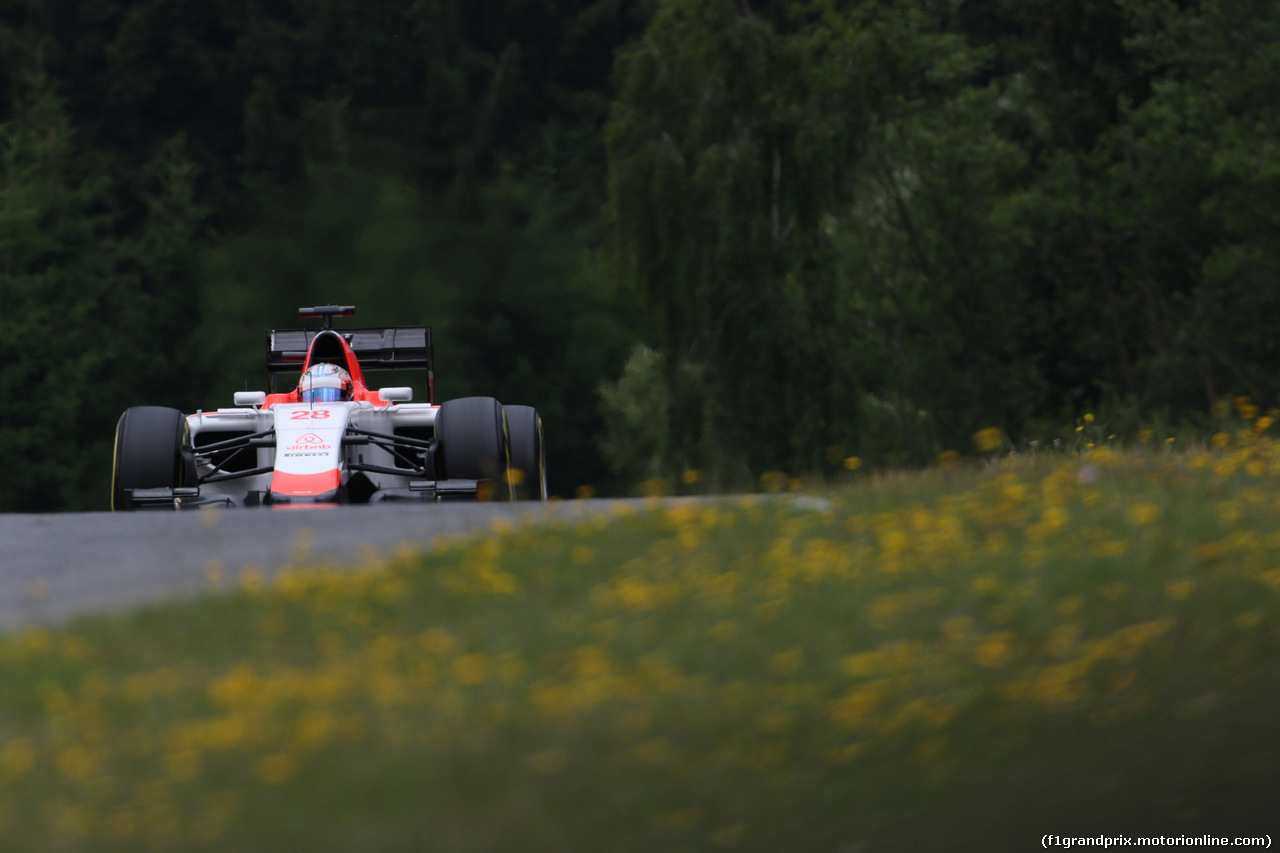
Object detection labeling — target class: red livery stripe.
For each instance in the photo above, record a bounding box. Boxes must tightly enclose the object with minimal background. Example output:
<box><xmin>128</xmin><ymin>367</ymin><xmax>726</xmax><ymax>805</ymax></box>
<box><xmin>270</xmin><ymin>469</ymin><xmax>340</xmax><ymax>496</ymax></box>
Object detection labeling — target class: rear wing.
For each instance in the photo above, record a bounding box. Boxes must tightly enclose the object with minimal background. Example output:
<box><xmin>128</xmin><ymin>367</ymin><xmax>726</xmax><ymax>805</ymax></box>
<box><xmin>266</xmin><ymin>323</ymin><xmax>435</xmax><ymax>402</ymax></box>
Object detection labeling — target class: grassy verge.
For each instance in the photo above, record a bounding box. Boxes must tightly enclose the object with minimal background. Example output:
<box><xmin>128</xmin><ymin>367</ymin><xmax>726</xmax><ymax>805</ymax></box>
<box><xmin>2</xmin><ymin>444</ymin><xmax>1279</xmax><ymax>851</ymax></box>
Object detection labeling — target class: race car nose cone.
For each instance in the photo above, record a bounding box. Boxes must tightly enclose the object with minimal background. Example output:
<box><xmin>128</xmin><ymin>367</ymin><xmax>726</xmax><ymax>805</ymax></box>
<box><xmin>267</xmin><ymin>487</ymin><xmax>341</xmax><ymax>506</ymax></box>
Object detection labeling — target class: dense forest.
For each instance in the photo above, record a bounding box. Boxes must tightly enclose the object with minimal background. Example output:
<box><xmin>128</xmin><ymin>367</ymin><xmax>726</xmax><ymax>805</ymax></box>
<box><xmin>2</xmin><ymin>0</ymin><xmax>1278</xmax><ymax>511</ymax></box>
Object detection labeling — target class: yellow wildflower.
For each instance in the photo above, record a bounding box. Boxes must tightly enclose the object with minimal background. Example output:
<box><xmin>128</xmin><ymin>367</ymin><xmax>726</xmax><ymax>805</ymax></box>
<box><xmin>824</xmin><ymin>743</ymin><xmax>866</xmax><ymax>764</ymax></box>
<box><xmin>771</xmin><ymin>647</ymin><xmax>804</xmax><ymax>676</ymax></box>
<box><xmin>972</xmin><ymin>632</ymin><xmax>1015</xmax><ymax>667</ymax></box>
<box><xmin>1</xmin><ymin>738</ymin><xmax>36</xmax><ymax>779</ymax></box>
<box><xmin>253</xmin><ymin>753</ymin><xmax>298</xmax><ymax>785</ymax></box>
<box><xmin>660</xmin><ymin>808</ymin><xmax>702</xmax><ymax>829</ymax></box>
<box><xmin>973</xmin><ymin>427</ymin><xmax>1004</xmax><ymax>452</ymax></box>
<box><xmin>760</xmin><ymin>472</ymin><xmax>787</xmax><ymax>493</ymax></box>
<box><xmin>1126</xmin><ymin>503</ymin><xmax>1160</xmax><ymax>526</ymax></box>
<box><xmin>1235</xmin><ymin>610</ymin><xmax>1263</xmax><ymax>629</ymax></box>
<box><xmin>710</xmin><ymin>824</ymin><xmax>745</xmax><ymax>847</ymax></box>
<box><xmin>453</xmin><ymin>653</ymin><xmax>489</xmax><ymax>686</ymax></box>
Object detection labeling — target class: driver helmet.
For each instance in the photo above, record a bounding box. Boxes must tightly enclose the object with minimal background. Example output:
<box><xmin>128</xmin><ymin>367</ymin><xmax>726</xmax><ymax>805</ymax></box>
<box><xmin>299</xmin><ymin>363</ymin><xmax>353</xmax><ymax>403</ymax></box>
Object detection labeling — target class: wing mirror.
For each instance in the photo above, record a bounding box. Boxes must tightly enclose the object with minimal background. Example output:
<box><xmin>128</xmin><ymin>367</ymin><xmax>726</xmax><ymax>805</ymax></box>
<box><xmin>379</xmin><ymin>387</ymin><xmax>413</xmax><ymax>403</ymax></box>
<box><xmin>234</xmin><ymin>391</ymin><xmax>267</xmax><ymax>407</ymax></box>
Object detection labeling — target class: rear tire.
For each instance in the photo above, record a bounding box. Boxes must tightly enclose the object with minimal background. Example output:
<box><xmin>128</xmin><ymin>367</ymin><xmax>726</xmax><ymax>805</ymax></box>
<box><xmin>435</xmin><ymin>396</ymin><xmax>514</xmax><ymax>501</ymax></box>
<box><xmin>504</xmin><ymin>405</ymin><xmax>547</xmax><ymax>501</ymax></box>
<box><xmin>111</xmin><ymin>407</ymin><xmax>192</xmax><ymax>511</ymax></box>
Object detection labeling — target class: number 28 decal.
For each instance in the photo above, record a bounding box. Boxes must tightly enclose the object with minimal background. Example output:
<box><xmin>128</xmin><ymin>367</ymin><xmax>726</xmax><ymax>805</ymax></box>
<box><xmin>291</xmin><ymin>409</ymin><xmax>331</xmax><ymax>420</ymax></box>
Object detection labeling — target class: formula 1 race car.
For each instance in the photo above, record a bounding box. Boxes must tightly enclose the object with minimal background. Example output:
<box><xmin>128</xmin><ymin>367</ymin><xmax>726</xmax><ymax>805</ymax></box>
<box><xmin>111</xmin><ymin>305</ymin><xmax>546</xmax><ymax>509</ymax></box>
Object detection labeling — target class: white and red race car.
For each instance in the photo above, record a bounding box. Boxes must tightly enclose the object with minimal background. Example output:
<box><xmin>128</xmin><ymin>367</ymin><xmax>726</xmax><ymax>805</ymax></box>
<box><xmin>111</xmin><ymin>305</ymin><xmax>546</xmax><ymax>509</ymax></box>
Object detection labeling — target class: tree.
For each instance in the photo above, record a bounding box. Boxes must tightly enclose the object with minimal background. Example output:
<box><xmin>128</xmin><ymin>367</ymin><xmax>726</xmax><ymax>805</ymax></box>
<box><xmin>1114</xmin><ymin>0</ymin><xmax>1280</xmax><ymax>408</ymax></box>
<box><xmin>0</xmin><ymin>67</ymin><xmax>204</xmax><ymax>511</ymax></box>
<box><xmin>607</xmin><ymin>0</ymin><xmax>1010</xmax><ymax>473</ymax></box>
<box><xmin>0</xmin><ymin>0</ymin><xmax>647</xmax><ymax>507</ymax></box>
<box><xmin>608</xmin><ymin>0</ymin><xmax>872</xmax><ymax>477</ymax></box>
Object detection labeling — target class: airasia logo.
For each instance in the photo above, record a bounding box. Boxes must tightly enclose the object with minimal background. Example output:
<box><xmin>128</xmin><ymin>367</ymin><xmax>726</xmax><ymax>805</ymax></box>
<box><xmin>286</xmin><ymin>432</ymin><xmax>332</xmax><ymax>451</ymax></box>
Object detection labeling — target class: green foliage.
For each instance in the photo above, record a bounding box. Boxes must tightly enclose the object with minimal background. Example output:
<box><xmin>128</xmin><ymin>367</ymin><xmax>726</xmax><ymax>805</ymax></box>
<box><xmin>607</xmin><ymin>0</ymin><xmax>877</xmax><ymax>477</ymax></box>
<box><xmin>1</xmin><ymin>0</ymin><xmax>646</xmax><ymax>508</ymax></box>
<box><xmin>603</xmin><ymin>0</ymin><xmax>1280</xmax><ymax>474</ymax></box>
<box><xmin>0</xmin><ymin>75</ymin><xmax>104</xmax><ymax>511</ymax></box>
<box><xmin>3</xmin><ymin>449</ymin><xmax>1280</xmax><ymax>848</ymax></box>
<box><xmin>598</xmin><ymin>344</ymin><xmax>669</xmax><ymax>483</ymax></box>
<box><xmin>11</xmin><ymin>0</ymin><xmax>1280</xmax><ymax>507</ymax></box>
<box><xmin>0</xmin><ymin>73</ymin><xmax>204</xmax><ymax>511</ymax></box>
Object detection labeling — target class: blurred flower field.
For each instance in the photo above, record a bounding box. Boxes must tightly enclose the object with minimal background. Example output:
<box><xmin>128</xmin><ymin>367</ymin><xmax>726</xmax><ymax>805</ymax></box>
<box><xmin>2</xmin><ymin>440</ymin><xmax>1280</xmax><ymax>851</ymax></box>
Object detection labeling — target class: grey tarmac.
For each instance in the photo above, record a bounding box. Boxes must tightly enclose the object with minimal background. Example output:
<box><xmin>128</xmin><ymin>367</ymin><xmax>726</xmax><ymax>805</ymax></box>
<box><xmin>0</xmin><ymin>500</ymin><xmax>635</xmax><ymax>631</ymax></box>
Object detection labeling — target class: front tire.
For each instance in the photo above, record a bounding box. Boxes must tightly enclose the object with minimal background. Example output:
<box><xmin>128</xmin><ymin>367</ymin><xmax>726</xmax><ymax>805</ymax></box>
<box><xmin>435</xmin><ymin>396</ymin><xmax>514</xmax><ymax>501</ymax></box>
<box><xmin>111</xmin><ymin>406</ymin><xmax>192</xmax><ymax>511</ymax></box>
<box><xmin>504</xmin><ymin>405</ymin><xmax>547</xmax><ymax>501</ymax></box>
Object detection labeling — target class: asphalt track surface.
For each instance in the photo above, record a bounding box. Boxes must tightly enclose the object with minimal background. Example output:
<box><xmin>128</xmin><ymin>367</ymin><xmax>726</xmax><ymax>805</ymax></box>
<box><xmin>0</xmin><ymin>501</ymin><xmax>634</xmax><ymax>631</ymax></box>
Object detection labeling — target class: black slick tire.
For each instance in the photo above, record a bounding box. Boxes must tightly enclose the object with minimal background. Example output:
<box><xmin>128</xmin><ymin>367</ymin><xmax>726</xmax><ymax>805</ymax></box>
<box><xmin>435</xmin><ymin>396</ymin><xmax>514</xmax><ymax>501</ymax></box>
<box><xmin>111</xmin><ymin>406</ymin><xmax>192</xmax><ymax>511</ymax></box>
<box><xmin>504</xmin><ymin>405</ymin><xmax>547</xmax><ymax>501</ymax></box>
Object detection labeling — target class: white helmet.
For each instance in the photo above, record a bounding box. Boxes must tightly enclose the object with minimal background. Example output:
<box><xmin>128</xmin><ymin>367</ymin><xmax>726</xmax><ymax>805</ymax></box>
<box><xmin>299</xmin><ymin>363</ymin><xmax>352</xmax><ymax>403</ymax></box>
